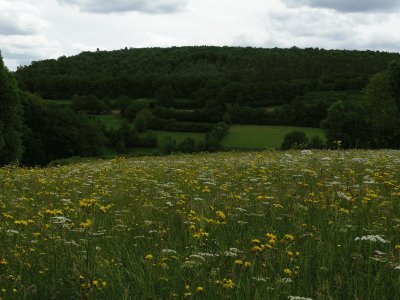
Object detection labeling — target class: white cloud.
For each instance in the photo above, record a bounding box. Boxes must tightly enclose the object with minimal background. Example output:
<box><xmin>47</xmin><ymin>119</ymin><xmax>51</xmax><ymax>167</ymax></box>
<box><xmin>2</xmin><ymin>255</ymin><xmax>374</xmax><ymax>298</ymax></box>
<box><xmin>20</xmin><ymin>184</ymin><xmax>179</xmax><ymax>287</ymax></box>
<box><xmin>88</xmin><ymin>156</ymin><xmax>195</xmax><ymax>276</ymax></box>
<box><xmin>56</xmin><ymin>0</ymin><xmax>187</xmax><ymax>14</ymax></box>
<box><xmin>0</xmin><ymin>35</ymin><xmax>64</xmax><ymax>70</ymax></box>
<box><xmin>0</xmin><ymin>0</ymin><xmax>47</xmax><ymax>35</ymax></box>
<box><xmin>282</xmin><ymin>0</ymin><xmax>400</xmax><ymax>13</ymax></box>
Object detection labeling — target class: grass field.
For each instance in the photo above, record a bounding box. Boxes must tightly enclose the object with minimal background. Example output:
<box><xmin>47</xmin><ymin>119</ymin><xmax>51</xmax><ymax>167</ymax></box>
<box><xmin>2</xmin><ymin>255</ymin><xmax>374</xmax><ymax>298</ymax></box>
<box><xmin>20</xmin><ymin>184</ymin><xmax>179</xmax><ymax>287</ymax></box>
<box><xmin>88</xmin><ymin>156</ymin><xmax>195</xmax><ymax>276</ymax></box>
<box><xmin>221</xmin><ymin>125</ymin><xmax>325</xmax><ymax>150</ymax></box>
<box><xmin>1</xmin><ymin>150</ymin><xmax>399</xmax><ymax>299</ymax></box>
<box><xmin>149</xmin><ymin>130</ymin><xmax>206</xmax><ymax>145</ymax></box>
<box><xmin>93</xmin><ymin>114</ymin><xmax>124</xmax><ymax>129</ymax></box>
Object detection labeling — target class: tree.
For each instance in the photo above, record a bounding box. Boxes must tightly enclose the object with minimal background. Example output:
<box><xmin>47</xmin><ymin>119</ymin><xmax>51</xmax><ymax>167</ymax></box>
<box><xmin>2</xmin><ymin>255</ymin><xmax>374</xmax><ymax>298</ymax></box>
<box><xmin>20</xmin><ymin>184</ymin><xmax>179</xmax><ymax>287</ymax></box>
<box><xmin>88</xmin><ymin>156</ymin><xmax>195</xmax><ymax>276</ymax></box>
<box><xmin>133</xmin><ymin>113</ymin><xmax>148</xmax><ymax>132</ymax></box>
<box><xmin>179</xmin><ymin>137</ymin><xmax>197</xmax><ymax>153</ymax></box>
<box><xmin>160</xmin><ymin>136</ymin><xmax>177</xmax><ymax>154</ymax></box>
<box><xmin>155</xmin><ymin>85</ymin><xmax>176</xmax><ymax>107</ymax></box>
<box><xmin>21</xmin><ymin>92</ymin><xmax>107</xmax><ymax>165</ymax></box>
<box><xmin>0</xmin><ymin>52</ymin><xmax>23</xmax><ymax>165</ymax></box>
<box><xmin>321</xmin><ymin>100</ymin><xmax>369</xmax><ymax>148</ymax></box>
<box><xmin>362</xmin><ymin>72</ymin><xmax>400</xmax><ymax>148</ymax></box>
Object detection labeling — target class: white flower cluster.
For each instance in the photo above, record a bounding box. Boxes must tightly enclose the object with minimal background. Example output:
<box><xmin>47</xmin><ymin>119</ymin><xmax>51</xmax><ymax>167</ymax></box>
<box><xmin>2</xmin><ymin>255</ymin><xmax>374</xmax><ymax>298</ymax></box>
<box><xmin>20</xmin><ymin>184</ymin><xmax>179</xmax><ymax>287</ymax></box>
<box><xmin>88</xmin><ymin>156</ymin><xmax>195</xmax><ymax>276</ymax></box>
<box><xmin>288</xmin><ymin>296</ymin><xmax>313</xmax><ymax>300</ymax></box>
<box><xmin>354</xmin><ymin>235</ymin><xmax>389</xmax><ymax>243</ymax></box>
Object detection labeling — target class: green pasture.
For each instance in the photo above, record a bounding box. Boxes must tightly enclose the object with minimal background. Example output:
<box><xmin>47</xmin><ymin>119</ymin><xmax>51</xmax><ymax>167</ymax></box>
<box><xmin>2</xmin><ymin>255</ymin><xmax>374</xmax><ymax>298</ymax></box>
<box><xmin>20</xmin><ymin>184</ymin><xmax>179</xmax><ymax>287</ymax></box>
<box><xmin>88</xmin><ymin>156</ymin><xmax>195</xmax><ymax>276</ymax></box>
<box><xmin>221</xmin><ymin>125</ymin><xmax>325</xmax><ymax>150</ymax></box>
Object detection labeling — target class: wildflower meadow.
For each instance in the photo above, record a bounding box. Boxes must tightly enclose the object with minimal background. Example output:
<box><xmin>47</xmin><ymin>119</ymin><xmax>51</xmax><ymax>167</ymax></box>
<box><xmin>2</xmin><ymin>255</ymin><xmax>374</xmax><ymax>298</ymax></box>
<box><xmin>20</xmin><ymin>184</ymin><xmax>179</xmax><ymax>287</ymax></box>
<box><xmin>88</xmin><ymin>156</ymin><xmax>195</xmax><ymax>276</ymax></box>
<box><xmin>1</xmin><ymin>150</ymin><xmax>400</xmax><ymax>299</ymax></box>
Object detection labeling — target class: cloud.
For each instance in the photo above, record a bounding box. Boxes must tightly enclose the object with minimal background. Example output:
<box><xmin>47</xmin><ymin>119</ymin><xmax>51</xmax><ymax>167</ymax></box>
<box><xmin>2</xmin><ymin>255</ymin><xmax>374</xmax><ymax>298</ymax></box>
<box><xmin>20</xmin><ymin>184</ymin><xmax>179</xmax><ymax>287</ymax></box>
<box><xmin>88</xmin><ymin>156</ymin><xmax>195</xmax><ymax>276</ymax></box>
<box><xmin>56</xmin><ymin>0</ymin><xmax>187</xmax><ymax>14</ymax></box>
<box><xmin>0</xmin><ymin>35</ymin><xmax>64</xmax><ymax>70</ymax></box>
<box><xmin>0</xmin><ymin>1</ymin><xmax>47</xmax><ymax>35</ymax></box>
<box><xmin>282</xmin><ymin>0</ymin><xmax>400</xmax><ymax>13</ymax></box>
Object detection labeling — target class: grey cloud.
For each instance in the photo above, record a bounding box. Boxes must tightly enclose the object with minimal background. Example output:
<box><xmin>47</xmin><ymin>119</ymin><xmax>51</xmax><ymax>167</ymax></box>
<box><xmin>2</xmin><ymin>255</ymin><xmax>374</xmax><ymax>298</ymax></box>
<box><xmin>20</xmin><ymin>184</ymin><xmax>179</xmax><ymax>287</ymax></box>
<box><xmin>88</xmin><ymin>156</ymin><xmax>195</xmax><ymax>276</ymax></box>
<box><xmin>0</xmin><ymin>35</ymin><xmax>63</xmax><ymax>70</ymax></box>
<box><xmin>282</xmin><ymin>0</ymin><xmax>400</xmax><ymax>12</ymax></box>
<box><xmin>0</xmin><ymin>2</ymin><xmax>47</xmax><ymax>36</ymax></box>
<box><xmin>0</xmin><ymin>21</ymin><xmax>31</xmax><ymax>35</ymax></box>
<box><xmin>57</xmin><ymin>0</ymin><xmax>187</xmax><ymax>14</ymax></box>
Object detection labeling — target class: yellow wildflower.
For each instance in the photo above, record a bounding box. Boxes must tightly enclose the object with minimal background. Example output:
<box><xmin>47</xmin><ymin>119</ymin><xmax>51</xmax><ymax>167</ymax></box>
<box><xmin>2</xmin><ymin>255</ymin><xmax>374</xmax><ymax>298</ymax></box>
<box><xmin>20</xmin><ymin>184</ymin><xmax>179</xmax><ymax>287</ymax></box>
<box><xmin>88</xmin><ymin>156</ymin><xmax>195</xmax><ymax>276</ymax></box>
<box><xmin>14</xmin><ymin>220</ymin><xmax>28</xmax><ymax>226</ymax></box>
<box><xmin>284</xmin><ymin>268</ymin><xmax>292</xmax><ymax>276</ymax></box>
<box><xmin>284</xmin><ymin>234</ymin><xmax>295</xmax><ymax>241</ymax></box>
<box><xmin>79</xmin><ymin>198</ymin><xmax>97</xmax><ymax>209</ymax></box>
<box><xmin>243</xmin><ymin>261</ymin><xmax>252</xmax><ymax>268</ymax></box>
<box><xmin>215</xmin><ymin>210</ymin><xmax>226</xmax><ymax>220</ymax></box>
<box><xmin>221</xmin><ymin>278</ymin><xmax>235</xmax><ymax>289</ymax></box>
<box><xmin>144</xmin><ymin>254</ymin><xmax>153</xmax><ymax>261</ymax></box>
<box><xmin>99</xmin><ymin>204</ymin><xmax>113</xmax><ymax>213</ymax></box>
<box><xmin>80</xmin><ymin>219</ymin><xmax>92</xmax><ymax>228</ymax></box>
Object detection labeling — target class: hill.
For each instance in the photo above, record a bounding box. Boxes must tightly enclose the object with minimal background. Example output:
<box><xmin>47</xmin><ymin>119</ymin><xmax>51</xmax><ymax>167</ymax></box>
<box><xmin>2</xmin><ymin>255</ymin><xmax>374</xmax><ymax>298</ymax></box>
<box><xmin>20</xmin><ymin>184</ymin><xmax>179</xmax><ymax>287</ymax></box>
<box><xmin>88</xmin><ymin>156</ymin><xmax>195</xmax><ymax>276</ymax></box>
<box><xmin>15</xmin><ymin>46</ymin><xmax>400</xmax><ymax>108</ymax></box>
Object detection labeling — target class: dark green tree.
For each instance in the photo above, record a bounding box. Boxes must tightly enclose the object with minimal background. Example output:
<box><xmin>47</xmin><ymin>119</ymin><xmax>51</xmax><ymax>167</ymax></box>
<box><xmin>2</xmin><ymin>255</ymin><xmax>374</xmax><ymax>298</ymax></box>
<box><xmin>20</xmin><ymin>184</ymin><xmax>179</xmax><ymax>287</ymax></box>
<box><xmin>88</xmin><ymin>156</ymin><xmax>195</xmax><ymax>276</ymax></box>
<box><xmin>160</xmin><ymin>136</ymin><xmax>177</xmax><ymax>154</ymax></box>
<box><xmin>155</xmin><ymin>85</ymin><xmax>176</xmax><ymax>107</ymax></box>
<box><xmin>21</xmin><ymin>92</ymin><xmax>106</xmax><ymax>165</ymax></box>
<box><xmin>321</xmin><ymin>100</ymin><xmax>369</xmax><ymax>148</ymax></box>
<box><xmin>178</xmin><ymin>137</ymin><xmax>197</xmax><ymax>153</ymax></box>
<box><xmin>363</xmin><ymin>72</ymin><xmax>400</xmax><ymax>148</ymax></box>
<box><xmin>0</xmin><ymin>53</ymin><xmax>23</xmax><ymax>165</ymax></box>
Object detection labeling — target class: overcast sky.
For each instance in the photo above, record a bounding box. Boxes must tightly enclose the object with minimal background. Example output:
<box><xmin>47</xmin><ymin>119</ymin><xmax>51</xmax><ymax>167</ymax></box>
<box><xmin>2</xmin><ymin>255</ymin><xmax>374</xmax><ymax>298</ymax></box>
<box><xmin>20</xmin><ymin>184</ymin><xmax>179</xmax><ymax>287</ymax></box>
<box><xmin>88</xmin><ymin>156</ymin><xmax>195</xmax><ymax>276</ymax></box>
<box><xmin>1</xmin><ymin>0</ymin><xmax>400</xmax><ymax>70</ymax></box>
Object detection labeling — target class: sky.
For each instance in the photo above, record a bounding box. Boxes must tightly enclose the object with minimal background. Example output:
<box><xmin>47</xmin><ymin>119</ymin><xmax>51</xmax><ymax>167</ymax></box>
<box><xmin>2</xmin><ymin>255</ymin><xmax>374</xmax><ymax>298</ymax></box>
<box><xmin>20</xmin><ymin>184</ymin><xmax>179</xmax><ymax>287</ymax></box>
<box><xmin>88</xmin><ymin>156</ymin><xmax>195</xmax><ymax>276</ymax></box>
<box><xmin>1</xmin><ymin>0</ymin><xmax>400</xmax><ymax>70</ymax></box>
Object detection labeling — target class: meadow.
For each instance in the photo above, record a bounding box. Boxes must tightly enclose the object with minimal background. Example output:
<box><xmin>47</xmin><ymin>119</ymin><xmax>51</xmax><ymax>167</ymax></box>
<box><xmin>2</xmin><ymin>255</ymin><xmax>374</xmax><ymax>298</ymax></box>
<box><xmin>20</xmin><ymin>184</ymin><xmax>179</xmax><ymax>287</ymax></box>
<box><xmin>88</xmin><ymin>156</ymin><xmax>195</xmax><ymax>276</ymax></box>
<box><xmin>1</xmin><ymin>150</ymin><xmax>399</xmax><ymax>299</ymax></box>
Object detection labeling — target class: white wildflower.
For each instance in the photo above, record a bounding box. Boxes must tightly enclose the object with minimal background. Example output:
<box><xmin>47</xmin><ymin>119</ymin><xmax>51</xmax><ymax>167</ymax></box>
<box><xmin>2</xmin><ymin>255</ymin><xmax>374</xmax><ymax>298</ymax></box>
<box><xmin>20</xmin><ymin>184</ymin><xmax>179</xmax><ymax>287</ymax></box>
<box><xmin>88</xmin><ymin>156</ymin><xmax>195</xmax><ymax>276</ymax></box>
<box><xmin>355</xmin><ymin>235</ymin><xmax>389</xmax><ymax>243</ymax></box>
<box><xmin>162</xmin><ymin>249</ymin><xmax>177</xmax><ymax>255</ymax></box>
<box><xmin>288</xmin><ymin>296</ymin><xmax>313</xmax><ymax>300</ymax></box>
<box><xmin>337</xmin><ymin>191</ymin><xmax>351</xmax><ymax>201</ymax></box>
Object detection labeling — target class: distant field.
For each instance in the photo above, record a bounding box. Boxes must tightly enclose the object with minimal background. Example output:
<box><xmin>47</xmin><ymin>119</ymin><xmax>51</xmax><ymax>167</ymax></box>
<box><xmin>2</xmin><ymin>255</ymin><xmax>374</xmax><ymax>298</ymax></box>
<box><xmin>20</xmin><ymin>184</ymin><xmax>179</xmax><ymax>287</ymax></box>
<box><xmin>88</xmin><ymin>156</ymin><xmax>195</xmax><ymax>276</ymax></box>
<box><xmin>44</xmin><ymin>99</ymin><xmax>72</xmax><ymax>106</ymax></box>
<box><xmin>94</xmin><ymin>114</ymin><xmax>124</xmax><ymax>129</ymax></box>
<box><xmin>144</xmin><ymin>130</ymin><xmax>206</xmax><ymax>145</ymax></box>
<box><xmin>221</xmin><ymin>125</ymin><xmax>325</xmax><ymax>150</ymax></box>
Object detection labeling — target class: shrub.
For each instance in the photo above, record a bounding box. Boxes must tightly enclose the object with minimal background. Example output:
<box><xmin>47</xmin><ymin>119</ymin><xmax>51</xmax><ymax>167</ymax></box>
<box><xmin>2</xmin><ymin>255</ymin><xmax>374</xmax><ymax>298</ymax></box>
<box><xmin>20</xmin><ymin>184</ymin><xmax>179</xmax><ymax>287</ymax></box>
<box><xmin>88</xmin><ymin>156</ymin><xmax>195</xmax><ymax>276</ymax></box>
<box><xmin>281</xmin><ymin>131</ymin><xmax>308</xmax><ymax>150</ymax></box>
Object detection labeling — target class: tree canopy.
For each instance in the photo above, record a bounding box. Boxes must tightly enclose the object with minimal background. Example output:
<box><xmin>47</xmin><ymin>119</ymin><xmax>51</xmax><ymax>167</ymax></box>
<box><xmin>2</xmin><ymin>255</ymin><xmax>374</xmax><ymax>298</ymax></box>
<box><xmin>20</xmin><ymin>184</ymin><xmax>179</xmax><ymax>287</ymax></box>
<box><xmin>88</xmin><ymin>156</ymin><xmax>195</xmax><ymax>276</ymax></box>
<box><xmin>0</xmin><ymin>52</ymin><xmax>23</xmax><ymax>165</ymax></box>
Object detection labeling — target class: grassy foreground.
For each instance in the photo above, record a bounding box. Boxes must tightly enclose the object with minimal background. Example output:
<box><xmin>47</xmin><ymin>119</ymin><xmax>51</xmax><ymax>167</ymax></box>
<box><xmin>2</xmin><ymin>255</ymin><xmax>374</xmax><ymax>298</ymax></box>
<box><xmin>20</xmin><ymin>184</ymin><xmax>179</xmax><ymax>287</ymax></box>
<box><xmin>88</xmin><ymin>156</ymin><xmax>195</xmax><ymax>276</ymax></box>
<box><xmin>1</xmin><ymin>150</ymin><xmax>400</xmax><ymax>299</ymax></box>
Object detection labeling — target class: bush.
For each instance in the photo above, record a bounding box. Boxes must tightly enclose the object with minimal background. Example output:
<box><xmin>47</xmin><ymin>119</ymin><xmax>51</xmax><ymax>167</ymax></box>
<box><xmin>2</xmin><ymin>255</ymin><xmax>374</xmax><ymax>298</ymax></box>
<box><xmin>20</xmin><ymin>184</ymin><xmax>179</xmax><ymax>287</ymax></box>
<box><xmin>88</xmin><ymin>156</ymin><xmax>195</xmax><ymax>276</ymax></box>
<box><xmin>160</xmin><ymin>136</ymin><xmax>177</xmax><ymax>154</ymax></box>
<box><xmin>178</xmin><ymin>137</ymin><xmax>197</xmax><ymax>153</ymax></box>
<box><xmin>281</xmin><ymin>131</ymin><xmax>308</xmax><ymax>150</ymax></box>
<box><xmin>204</xmin><ymin>123</ymin><xmax>229</xmax><ymax>151</ymax></box>
<box><xmin>71</xmin><ymin>94</ymin><xmax>110</xmax><ymax>114</ymax></box>
<box><xmin>21</xmin><ymin>93</ymin><xmax>107</xmax><ymax>166</ymax></box>
<box><xmin>134</xmin><ymin>113</ymin><xmax>148</xmax><ymax>132</ymax></box>
<box><xmin>308</xmin><ymin>135</ymin><xmax>325</xmax><ymax>149</ymax></box>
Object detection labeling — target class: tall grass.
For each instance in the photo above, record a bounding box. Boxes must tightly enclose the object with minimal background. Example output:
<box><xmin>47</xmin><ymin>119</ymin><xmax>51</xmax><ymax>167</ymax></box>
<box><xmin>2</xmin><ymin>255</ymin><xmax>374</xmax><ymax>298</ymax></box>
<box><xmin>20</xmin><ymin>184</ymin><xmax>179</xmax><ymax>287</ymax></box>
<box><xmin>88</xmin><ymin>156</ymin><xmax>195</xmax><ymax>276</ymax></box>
<box><xmin>0</xmin><ymin>150</ymin><xmax>399</xmax><ymax>299</ymax></box>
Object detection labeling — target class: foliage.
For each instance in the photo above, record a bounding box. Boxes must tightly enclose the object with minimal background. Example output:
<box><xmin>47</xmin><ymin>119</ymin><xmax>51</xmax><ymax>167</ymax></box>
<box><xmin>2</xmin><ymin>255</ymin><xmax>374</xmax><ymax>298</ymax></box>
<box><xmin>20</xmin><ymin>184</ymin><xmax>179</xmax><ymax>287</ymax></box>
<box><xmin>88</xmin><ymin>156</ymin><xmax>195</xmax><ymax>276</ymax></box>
<box><xmin>159</xmin><ymin>136</ymin><xmax>177</xmax><ymax>154</ymax></box>
<box><xmin>71</xmin><ymin>94</ymin><xmax>110</xmax><ymax>114</ymax></box>
<box><xmin>205</xmin><ymin>123</ymin><xmax>229</xmax><ymax>151</ymax></box>
<box><xmin>20</xmin><ymin>92</ymin><xmax>107</xmax><ymax>165</ymax></box>
<box><xmin>321</xmin><ymin>100</ymin><xmax>369</xmax><ymax>148</ymax></box>
<box><xmin>281</xmin><ymin>131</ymin><xmax>308</xmax><ymax>150</ymax></box>
<box><xmin>15</xmin><ymin>47</ymin><xmax>399</xmax><ymax>106</ymax></box>
<box><xmin>178</xmin><ymin>137</ymin><xmax>197</xmax><ymax>153</ymax></box>
<box><xmin>133</xmin><ymin>112</ymin><xmax>148</xmax><ymax>132</ymax></box>
<box><xmin>0</xmin><ymin>53</ymin><xmax>23</xmax><ymax>165</ymax></box>
<box><xmin>155</xmin><ymin>85</ymin><xmax>176</xmax><ymax>107</ymax></box>
<box><xmin>362</xmin><ymin>69</ymin><xmax>400</xmax><ymax>148</ymax></box>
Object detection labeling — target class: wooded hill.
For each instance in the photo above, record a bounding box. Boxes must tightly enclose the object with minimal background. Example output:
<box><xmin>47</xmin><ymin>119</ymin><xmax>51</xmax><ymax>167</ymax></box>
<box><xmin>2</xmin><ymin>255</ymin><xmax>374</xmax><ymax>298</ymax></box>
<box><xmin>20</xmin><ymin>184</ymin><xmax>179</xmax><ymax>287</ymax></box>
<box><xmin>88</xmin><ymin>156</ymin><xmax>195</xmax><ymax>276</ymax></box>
<box><xmin>15</xmin><ymin>46</ymin><xmax>400</xmax><ymax>107</ymax></box>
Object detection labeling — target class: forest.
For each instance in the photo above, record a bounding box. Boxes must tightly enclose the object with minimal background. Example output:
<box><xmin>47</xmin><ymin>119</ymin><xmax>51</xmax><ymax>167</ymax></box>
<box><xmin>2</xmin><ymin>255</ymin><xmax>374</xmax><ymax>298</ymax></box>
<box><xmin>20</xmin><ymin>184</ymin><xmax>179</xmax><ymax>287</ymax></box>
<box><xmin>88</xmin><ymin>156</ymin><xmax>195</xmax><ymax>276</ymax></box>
<box><xmin>1</xmin><ymin>46</ymin><xmax>400</xmax><ymax>166</ymax></box>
